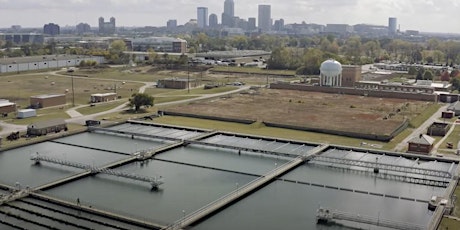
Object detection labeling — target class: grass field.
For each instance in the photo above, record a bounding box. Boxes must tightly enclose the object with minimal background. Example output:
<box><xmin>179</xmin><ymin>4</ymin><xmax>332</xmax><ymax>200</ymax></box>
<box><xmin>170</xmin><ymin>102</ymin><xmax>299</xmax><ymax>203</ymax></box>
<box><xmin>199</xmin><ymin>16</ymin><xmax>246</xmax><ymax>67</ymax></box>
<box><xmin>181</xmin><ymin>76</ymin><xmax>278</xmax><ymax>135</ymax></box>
<box><xmin>0</xmin><ymin>73</ymin><xmax>143</xmax><ymax>108</ymax></box>
<box><xmin>439</xmin><ymin>125</ymin><xmax>460</xmax><ymax>155</ymax></box>
<box><xmin>165</xmin><ymin>88</ymin><xmax>432</xmax><ymax>137</ymax></box>
<box><xmin>409</xmin><ymin>103</ymin><xmax>442</xmax><ymax>128</ymax></box>
<box><xmin>76</xmin><ymin>100</ymin><xmax>127</xmax><ymax>115</ymax></box>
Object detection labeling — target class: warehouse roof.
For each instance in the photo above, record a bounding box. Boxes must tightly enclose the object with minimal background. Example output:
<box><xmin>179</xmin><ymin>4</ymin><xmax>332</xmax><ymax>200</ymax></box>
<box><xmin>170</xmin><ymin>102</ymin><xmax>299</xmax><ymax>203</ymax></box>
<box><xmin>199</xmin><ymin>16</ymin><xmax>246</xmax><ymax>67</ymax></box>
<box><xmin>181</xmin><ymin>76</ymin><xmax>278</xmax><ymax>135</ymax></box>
<box><xmin>31</xmin><ymin>94</ymin><xmax>65</xmax><ymax>99</ymax></box>
<box><xmin>28</xmin><ymin>119</ymin><xmax>66</xmax><ymax>130</ymax></box>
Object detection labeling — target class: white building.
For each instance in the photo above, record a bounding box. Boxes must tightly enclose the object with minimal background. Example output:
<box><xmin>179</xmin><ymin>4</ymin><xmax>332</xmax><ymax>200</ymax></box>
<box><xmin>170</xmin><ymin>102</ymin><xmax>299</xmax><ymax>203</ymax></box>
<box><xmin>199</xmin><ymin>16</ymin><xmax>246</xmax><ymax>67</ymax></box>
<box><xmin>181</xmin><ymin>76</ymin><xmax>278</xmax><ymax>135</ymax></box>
<box><xmin>320</xmin><ymin>59</ymin><xmax>343</xmax><ymax>87</ymax></box>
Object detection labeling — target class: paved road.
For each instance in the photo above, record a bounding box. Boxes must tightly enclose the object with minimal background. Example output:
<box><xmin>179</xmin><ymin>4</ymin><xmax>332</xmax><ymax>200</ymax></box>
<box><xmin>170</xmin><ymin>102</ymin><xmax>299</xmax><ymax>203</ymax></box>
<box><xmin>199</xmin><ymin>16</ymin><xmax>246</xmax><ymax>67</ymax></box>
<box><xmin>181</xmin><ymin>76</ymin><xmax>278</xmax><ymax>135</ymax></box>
<box><xmin>393</xmin><ymin>104</ymin><xmax>449</xmax><ymax>152</ymax></box>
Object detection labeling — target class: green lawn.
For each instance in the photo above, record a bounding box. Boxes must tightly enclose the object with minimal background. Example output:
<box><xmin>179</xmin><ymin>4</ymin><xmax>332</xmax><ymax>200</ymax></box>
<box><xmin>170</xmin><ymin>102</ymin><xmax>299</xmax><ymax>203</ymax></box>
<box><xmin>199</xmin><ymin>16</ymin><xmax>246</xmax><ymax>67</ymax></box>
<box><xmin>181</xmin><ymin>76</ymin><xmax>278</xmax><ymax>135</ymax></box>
<box><xmin>438</xmin><ymin>125</ymin><xmax>460</xmax><ymax>155</ymax></box>
<box><xmin>11</xmin><ymin>107</ymin><xmax>70</xmax><ymax>125</ymax></box>
<box><xmin>68</xmin><ymin>68</ymin><xmax>164</xmax><ymax>82</ymax></box>
<box><xmin>76</xmin><ymin>100</ymin><xmax>128</xmax><ymax>115</ymax></box>
<box><xmin>409</xmin><ymin>103</ymin><xmax>442</xmax><ymax>128</ymax></box>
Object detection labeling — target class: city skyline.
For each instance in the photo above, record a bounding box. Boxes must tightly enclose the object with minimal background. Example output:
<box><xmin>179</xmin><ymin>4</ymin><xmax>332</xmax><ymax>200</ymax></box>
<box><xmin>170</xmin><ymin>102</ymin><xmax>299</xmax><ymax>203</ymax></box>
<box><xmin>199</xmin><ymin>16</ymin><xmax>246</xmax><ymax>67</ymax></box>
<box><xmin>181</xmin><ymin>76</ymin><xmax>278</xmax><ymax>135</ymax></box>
<box><xmin>0</xmin><ymin>0</ymin><xmax>459</xmax><ymax>33</ymax></box>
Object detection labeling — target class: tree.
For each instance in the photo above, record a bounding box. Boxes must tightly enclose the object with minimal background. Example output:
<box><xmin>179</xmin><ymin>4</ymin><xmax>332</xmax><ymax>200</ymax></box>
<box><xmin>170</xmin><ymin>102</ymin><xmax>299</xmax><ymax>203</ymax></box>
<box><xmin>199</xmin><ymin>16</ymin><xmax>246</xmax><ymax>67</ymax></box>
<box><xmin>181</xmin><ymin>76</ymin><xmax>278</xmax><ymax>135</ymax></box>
<box><xmin>423</xmin><ymin>70</ymin><xmax>434</xmax><ymax>80</ymax></box>
<box><xmin>108</xmin><ymin>40</ymin><xmax>128</xmax><ymax>64</ymax></box>
<box><xmin>129</xmin><ymin>93</ymin><xmax>154</xmax><ymax>112</ymax></box>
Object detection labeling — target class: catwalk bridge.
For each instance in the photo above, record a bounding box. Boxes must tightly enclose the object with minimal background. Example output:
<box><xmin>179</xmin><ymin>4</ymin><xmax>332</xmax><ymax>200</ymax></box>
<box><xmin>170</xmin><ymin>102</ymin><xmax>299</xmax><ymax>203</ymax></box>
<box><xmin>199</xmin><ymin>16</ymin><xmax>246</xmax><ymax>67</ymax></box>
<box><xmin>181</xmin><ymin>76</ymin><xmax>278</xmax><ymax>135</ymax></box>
<box><xmin>316</xmin><ymin>207</ymin><xmax>425</xmax><ymax>230</ymax></box>
<box><xmin>31</xmin><ymin>153</ymin><xmax>164</xmax><ymax>189</ymax></box>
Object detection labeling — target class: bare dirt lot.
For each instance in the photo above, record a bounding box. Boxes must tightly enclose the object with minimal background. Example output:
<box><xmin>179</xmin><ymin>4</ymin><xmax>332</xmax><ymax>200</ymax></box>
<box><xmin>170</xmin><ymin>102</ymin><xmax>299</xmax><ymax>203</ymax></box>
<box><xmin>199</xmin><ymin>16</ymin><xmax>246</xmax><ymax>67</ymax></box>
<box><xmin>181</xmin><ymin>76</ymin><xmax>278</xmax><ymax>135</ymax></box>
<box><xmin>166</xmin><ymin>88</ymin><xmax>432</xmax><ymax>136</ymax></box>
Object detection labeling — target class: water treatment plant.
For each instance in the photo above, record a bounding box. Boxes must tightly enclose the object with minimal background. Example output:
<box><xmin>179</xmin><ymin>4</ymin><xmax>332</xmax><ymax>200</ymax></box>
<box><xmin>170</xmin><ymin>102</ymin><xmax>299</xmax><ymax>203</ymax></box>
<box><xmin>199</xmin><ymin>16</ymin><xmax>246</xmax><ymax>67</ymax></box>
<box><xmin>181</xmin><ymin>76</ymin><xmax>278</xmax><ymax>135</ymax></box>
<box><xmin>0</xmin><ymin>120</ymin><xmax>458</xmax><ymax>230</ymax></box>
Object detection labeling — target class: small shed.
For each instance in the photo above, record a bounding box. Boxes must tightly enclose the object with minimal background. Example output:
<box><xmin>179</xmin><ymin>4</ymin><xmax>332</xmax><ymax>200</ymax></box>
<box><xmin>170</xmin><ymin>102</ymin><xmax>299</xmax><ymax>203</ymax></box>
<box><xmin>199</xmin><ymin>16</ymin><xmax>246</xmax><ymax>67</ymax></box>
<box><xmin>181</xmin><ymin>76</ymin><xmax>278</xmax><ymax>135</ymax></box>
<box><xmin>407</xmin><ymin>134</ymin><xmax>435</xmax><ymax>155</ymax></box>
<box><xmin>442</xmin><ymin>111</ymin><xmax>454</xmax><ymax>119</ymax></box>
<box><xmin>30</xmin><ymin>94</ymin><xmax>66</xmax><ymax>109</ymax></box>
<box><xmin>17</xmin><ymin>109</ymin><xmax>37</xmax><ymax>119</ymax></box>
<box><xmin>427</xmin><ymin>122</ymin><xmax>450</xmax><ymax>136</ymax></box>
<box><xmin>27</xmin><ymin>119</ymin><xmax>67</xmax><ymax>136</ymax></box>
<box><xmin>90</xmin><ymin>93</ymin><xmax>118</xmax><ymax>103</ymax></box>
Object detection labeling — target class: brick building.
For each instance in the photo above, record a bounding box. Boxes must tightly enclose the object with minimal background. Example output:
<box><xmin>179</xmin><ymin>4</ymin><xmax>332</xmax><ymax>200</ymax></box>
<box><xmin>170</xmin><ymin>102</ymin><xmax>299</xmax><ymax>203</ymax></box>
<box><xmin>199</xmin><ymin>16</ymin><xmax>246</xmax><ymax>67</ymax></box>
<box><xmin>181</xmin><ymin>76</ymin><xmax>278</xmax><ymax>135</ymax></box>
<box><xmin>30</xmin><ymin>94</ymin><xmax>66</xmax><ymax>108</ymax></box>
<box><xmin>342</xmin><ymin>65</ymin><xmax>362</xmax><ymax>87</ymax></box>
<box><xmin>0</xmin><ymin>99</ymin><xmax>16</xmax><ymax>115</ymax></box>
<box><xmin>407</xmin><ymin>134</ymin><xmax>435</xmax><ymax>154</ymax></box>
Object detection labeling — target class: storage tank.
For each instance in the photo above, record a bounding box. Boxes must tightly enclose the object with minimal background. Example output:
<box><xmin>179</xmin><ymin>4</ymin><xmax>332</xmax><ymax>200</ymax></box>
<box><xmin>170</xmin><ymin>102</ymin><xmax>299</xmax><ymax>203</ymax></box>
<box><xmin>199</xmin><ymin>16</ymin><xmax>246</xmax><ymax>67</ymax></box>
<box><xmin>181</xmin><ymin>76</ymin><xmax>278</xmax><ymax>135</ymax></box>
<box><xmin>17</xmin><ymin>109</ymin><xmax>37</xmax><ymax>119</ymax></box>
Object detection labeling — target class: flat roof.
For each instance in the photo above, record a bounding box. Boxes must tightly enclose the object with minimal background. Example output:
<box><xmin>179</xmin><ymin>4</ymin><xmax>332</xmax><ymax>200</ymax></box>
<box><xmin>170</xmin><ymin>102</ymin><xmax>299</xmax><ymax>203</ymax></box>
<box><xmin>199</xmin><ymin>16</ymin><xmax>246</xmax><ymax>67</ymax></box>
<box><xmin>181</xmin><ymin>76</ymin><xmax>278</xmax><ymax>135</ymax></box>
<box><xmin>195</xmin><ymin>50</ymin><xmax>271</xmax><ymax>59</ymax></box>
<box><xmin>91</xmin><ymin>93</ymin><xmax>117</xmax><ymax>97</ymax></box>
<box><xmin>0</xmin><ymin>55</ymin><xmax>98</xmax><ymax>65</ymax></box>
<box><xmin>31</xmin><ymin>94</ymin><xmax>65</xmax><ymax>99</ymax></box>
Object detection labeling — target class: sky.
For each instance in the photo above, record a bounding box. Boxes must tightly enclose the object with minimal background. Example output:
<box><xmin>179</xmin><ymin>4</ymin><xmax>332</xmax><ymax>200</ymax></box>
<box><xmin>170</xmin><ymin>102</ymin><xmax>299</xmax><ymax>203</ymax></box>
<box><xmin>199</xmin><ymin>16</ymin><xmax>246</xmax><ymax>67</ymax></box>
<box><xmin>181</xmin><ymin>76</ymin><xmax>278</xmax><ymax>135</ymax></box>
<box><xmin>0</xmin><ymin>0</ymin><xmax>459</xmax><ymax>33</ymax></box>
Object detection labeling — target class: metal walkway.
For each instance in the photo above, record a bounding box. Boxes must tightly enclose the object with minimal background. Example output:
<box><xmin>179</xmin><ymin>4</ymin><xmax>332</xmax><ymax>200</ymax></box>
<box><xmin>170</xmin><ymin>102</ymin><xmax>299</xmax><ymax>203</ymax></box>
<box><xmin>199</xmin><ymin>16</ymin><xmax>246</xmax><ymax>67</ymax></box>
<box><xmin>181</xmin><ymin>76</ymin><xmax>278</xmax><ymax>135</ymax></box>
<box><xmin>316</xmin><ymin>207</ymin><xmax>425</xmax><ymax>230</ymax></box>
<box><xmin>31</xmin><ymin>153</ymin><xmax>164</xmax><ymax>189</ymax></box>
<box><xmin>184</xmin><ymin>139</ymin><xmax>302</xmax><ymax>158</ymax></box>
<box><xmin>312</xmin><ymin>155</ymin><xmax>453</xmax><ymax>178</ymax></box>
<box><xmin>89</xmin><ymin>127</ymin><xmax>185</xmax><ymax>142</ymax></box>
<box><xmin>162</xmin><ymin>144</ymin><xmax>329</xmax><ymax>230</ymax></box>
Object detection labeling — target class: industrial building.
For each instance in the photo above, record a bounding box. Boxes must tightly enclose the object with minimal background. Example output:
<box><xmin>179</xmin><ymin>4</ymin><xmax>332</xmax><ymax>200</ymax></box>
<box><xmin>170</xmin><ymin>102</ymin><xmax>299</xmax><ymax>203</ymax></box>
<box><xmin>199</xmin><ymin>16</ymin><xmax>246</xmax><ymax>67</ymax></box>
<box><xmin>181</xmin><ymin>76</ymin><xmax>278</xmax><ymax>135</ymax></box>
<box><xmin>0</xmin><ymin>33</ymin><xmax>44</xmax><ymax>44</ymax></box>
<box><xmin>130</xmin><ymin>37</ymin><xmax>187</xmax><ymax>53</ymax></box>
<box><xmin>157</xmin><ymin>78</ymin><xmax>198</xmax><ymax>89</ymax></box>
<box><xmin>0</xmin><ymin>99</ymin><xmax>16</xmax><ymax>115</ymax></box>
<box><xmin>30</xmin><ymin>94</ymin><xmax>66</xmax><ymax>109</ymax></box>
<box><xmin>90</xmin><ymin>93</ymin><xmax>118</xmax><ymax>103</ymax></box>
<box><xmin>27</xmin><ymin>119</ymin><xmax>67</xmax><ymax>136</ymax></box>
<box><xmin>0</xmin><ymin>55</ymin><xmax>105</xmax><ymax>74</ymax></box>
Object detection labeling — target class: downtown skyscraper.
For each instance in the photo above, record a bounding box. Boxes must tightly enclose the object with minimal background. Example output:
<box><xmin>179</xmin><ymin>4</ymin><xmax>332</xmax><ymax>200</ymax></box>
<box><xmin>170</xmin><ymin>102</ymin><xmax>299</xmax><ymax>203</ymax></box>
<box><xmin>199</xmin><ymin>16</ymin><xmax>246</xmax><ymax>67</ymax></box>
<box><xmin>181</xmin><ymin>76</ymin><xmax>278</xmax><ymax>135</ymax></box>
<box><xmin>222</xmin><ymin>0</ymin><xmax>235</xmax><ymax>27</ymax></box>
<box><xmin>197</xmin><ymin>7</ymin><xmax>208</xmax><ymax>28</ymax></box>
<box><xmin>258</xmin><ymin>5</ymin><xmax>271</xmax><ymax>31</ymax></box>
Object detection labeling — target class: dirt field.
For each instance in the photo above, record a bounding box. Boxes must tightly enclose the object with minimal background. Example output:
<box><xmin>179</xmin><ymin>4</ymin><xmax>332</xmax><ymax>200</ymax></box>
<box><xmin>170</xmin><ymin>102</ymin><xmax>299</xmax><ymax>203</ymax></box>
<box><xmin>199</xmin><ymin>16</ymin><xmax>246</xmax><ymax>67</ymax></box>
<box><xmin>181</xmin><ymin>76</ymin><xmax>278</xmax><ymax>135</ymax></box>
<box><xmin>166</xmin><ymin>88</ymin><xmax>432</xmax><ymax>135</ymax></box>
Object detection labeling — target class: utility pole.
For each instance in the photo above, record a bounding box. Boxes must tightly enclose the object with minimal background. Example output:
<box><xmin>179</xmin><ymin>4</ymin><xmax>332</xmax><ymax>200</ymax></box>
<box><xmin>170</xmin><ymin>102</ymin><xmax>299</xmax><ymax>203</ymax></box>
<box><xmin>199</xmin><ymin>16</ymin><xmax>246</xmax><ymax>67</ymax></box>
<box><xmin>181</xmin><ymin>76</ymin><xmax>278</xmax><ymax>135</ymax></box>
<box><xmin>187</xmin><ymin>64</ymin><xmax>190</xmax><ymax>94</ymax></box>
<box><xmin>71</xmin><ymin>75</ymin><xmax>75</xmax><ymax>107</ymax></box>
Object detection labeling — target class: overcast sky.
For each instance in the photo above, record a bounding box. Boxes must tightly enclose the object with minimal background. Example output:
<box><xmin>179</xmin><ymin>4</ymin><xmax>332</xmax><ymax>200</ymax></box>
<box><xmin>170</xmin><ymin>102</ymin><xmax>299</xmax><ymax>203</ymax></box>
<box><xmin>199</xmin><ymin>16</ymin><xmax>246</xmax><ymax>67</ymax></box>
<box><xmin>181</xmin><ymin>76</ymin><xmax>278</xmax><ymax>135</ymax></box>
<box><xmin>0</xmin><ymin>0</ymin><xmax>459</xmax><ymax>33</ymax></box>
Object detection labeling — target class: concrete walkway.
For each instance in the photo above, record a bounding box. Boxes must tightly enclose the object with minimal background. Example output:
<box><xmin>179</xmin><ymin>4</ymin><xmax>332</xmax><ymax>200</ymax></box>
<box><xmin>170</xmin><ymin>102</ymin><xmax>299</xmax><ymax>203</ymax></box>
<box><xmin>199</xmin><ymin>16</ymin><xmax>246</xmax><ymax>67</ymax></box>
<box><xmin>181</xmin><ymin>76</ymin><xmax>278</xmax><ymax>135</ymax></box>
<box><xmin>393</xmin><ymin>104</ymin><xmax>449</xmax><ymax>152</ymax></box>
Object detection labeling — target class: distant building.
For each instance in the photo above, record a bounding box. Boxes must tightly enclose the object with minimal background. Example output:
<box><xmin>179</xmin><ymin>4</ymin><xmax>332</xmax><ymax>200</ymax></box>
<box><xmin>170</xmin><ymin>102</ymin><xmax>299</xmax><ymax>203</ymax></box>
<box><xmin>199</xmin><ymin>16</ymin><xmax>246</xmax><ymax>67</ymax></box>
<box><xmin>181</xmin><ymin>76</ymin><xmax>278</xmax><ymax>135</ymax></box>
<box><xmin>197</xmin><ymin>7</ymin><xmax>208</xmax><ymax>28</ymax></box>
<box><xmin>258</xmin><ymin>5</ymin><xmax>271</xmax><ymax>31</ymax></box>
<box><xmin>248</xmin><ymin>18</ymin><xmax>257</xmax><ymax>30</ymax></box>
<box><xmin>30</xmin><ymin>94</ymin><xmax>66</xmax><ymax>109</ymax></box>
<box><xmin>167</xmin><ymin>19</ymin><xmax>177</xmax><ymax>29</ymax></box>
<box><xmin>43</xmin><ymin>23</ymin><xmax>60</xmax><ymax>36</ymax></box>
<box><xmin>222</xmin><ymin>0</ymin><xmax>235</xmax><ymax>27</ymax></box>
<box><xmin>76</xmin><ymin>23</ymin><xmax>91</xmax><ymax>35</ymax></box>
<box><xmin>388</xmin><ymin>17</ymin><xmax>397</xmax><ymax>35</ymax></box>
<box><xmin>99</xmin><ymin>17</ymin><xmax>116</xmax><ymax>34</ymax></box>
<box><xmin>325</xmin><ymin>24</ymin><xmax>353</xmax><ymax>34</ymax></box>
<box><xmin>273</xmin><ymin>19</ymin><xmax>284</xmax><ymax>31</ymax></box>
<box><xmin>0</xmin><ymin>33</ymin><xmax>44</xmax><ymax>44</ymax></box>
<box><xmin>209</xmin><ymin>14</ymin><xmax>219</xmax><ymax>28</ymax></box>
<box><xmin>130</xmin><ymin>37</ymin><xmax>187</xmax><ymax>53</ymax></box>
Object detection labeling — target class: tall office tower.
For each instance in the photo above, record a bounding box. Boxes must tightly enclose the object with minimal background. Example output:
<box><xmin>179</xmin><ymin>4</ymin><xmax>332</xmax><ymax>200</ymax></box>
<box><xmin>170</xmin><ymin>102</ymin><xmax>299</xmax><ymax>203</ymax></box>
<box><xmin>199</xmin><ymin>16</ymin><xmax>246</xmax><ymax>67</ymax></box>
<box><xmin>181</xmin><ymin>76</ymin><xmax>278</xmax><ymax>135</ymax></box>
<box><xmin>388</xmin><ymin>17</ymin><xmax>397</xmax><ymax>35</ymax></box>
<box><xmin>222</xmin><ymin>0</ymin><xmax>235</xmax><ymax>27</ymax></box>
<box><xmin>258</xmin><ymin>5</ymin><xmax>271</xmax><ymax>32</ymax></box>
<box><xmin>197</xmin><ymin>7</ymin><xmax>209</xmax><ymax>28</ymax></box>
<box><xmin>167</xmin><ymin>19</ymin><xmax>177</xmax><ymax>29</ymax></box>
<box><xmin>209</xmin><ymin>14</ymin><xmax>219</xmax><ymax>28</ymax></box>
